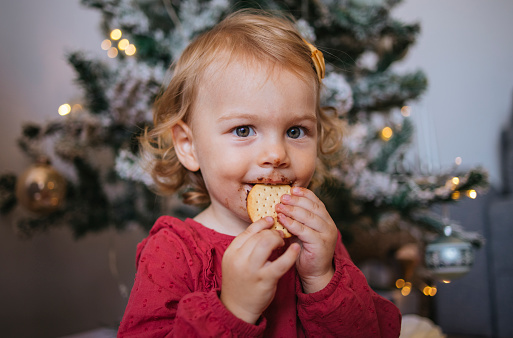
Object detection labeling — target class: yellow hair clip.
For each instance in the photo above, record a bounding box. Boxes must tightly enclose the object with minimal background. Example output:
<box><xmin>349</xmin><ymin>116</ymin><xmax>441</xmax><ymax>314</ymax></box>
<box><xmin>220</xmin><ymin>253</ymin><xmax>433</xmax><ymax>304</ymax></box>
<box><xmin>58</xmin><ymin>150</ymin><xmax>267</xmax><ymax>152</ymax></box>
<box><xmin>303</xmin><ymin>39</ymin><xmax>325</xmax><ymax>82</ymax></box>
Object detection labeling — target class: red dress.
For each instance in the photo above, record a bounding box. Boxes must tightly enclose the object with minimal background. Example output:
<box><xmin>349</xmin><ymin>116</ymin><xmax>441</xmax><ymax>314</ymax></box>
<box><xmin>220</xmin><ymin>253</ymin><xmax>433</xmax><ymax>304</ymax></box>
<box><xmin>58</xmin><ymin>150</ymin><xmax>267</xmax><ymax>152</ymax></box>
<box><xmin>118</xmin><ymin>216</ymin><xmax>401</xmax><ymax>337</ymax></box>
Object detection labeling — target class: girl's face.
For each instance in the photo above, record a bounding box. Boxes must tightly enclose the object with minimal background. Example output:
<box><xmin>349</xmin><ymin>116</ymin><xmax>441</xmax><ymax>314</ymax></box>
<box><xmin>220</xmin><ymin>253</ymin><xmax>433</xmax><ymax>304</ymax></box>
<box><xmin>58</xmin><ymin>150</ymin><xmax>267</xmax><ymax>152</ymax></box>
<box><xmin>186</xmin><ymin>59</ymin><xmax>318</xmax><ymax>232</ymax></box>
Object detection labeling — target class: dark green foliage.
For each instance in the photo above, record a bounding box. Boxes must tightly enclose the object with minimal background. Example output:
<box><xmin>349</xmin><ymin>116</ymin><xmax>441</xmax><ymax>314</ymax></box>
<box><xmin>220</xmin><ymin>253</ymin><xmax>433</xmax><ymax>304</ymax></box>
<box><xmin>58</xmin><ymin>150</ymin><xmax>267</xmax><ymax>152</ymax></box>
<box><xmin>67</xmin><ymin>52</ymin><xmax>110</xmax><ymax>114</ymax></box>
<box><xmin>371</xmin><ymin>118</ymin><xmax>414</xmax><ymax>172</ymax></box>
<box><xmin>21</xmin><ymin>124</ymin><xmax>41</xmax><ymax>139</ymax></box>
<box><xmin>0</xmin><ymin>174</ymin><xmax>17</xmax><ymax>214</ymax></box>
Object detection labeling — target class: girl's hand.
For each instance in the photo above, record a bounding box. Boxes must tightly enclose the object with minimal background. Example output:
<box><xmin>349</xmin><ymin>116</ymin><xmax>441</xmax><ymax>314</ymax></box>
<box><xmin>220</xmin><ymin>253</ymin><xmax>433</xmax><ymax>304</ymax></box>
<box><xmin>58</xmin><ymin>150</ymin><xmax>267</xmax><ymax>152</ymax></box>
<box><xmin>220</xmin><ymin>217</ymin><xmax>300</xmax><ymax>324</ymax></box>
<box><xmin>276</xmin><ymin>187</ymin><xmax>338</xmax><ymax>294</ymax></box>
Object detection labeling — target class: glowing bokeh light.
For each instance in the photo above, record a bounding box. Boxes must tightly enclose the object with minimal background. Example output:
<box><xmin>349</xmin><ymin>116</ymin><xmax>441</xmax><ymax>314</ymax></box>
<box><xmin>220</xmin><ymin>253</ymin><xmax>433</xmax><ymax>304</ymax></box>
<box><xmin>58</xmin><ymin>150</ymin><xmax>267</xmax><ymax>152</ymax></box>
<box><xmin>455</xmin><ymin>157</ymin><xmax>462</xmax><ymax>165</ymax></box>
<box><xmin>451</xmin><ymin>191</ymin><xmax>461</xmax><ymax>200</ymax></box>
<box><xmin>467</xmin><ymin>190</ymin><xmax>477</xmax><ymax>199</ymax></box>
<box><xmin>125</xmin><ymin>44</ymin><xmax>136</xmax><ymax>56</ymax></box>
<box><xmin>110</xmin><ymin>29</ymin><xmax>122</xmax><ymax>40</ymax></box>
<box><xmin>381</xmin><ymin>126</ymin><xmax>393</xmax><ymax>141</ymax></box>
<box><xmin>58</xmin><ymin>103</ymin><xmax>71</xmax><ymax>116</ymax></box>
<box><xmin>72</xmin><ymin>104</ymin><xmax>83</xmax><ymax>112</ymax></box>
<box><xmin>452</xmin><ymin>177</ymin><xmax>460</xmax><ymax>185</ymax></box>
<box><xmin>401</xmin><ymin>106</ymin><xmax>411</xmax><ymax>117</ymax></box>
<box><xmin>118</xmin><ymin>39</ymin><xmax>129</xmax><ymax>50</ymax></box>
<box><xmin>101</xmin><ymin>39</ymin><xmax>112</xmax><ymax>50</ymax></box>
<box><xmin>107</xmin><ymin>47</ymin><xmax>119</xmax><ymax>58</ymax></box>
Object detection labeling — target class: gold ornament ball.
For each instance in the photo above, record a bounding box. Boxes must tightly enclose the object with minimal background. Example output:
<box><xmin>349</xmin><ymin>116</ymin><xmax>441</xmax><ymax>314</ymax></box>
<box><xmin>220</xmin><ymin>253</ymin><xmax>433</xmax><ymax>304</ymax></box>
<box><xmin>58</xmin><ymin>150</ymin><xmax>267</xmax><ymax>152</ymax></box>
<box><xmin>15</xmin><ymin>160</ymin><xmax>67</xmax><ymax>214</ymax></box>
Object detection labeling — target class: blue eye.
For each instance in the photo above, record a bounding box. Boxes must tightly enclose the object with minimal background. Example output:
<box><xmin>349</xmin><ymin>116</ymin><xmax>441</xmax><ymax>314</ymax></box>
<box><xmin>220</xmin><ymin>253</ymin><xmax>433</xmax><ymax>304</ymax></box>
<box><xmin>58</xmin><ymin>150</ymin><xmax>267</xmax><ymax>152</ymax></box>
<box><xmin>233</xmin><ymin>126</ymin><xmax>255</xmax><ymax>137</ymax></box>
<box><xmin>287</xmin><ymin>126</ymin><xmax>306</xmax><ymax>139</ymax></box>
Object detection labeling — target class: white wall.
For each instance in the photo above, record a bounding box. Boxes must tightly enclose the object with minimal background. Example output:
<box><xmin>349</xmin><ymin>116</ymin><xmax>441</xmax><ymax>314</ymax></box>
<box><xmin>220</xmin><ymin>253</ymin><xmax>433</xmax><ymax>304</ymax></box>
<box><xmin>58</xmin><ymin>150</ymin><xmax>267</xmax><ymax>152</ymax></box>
<box><xmin>393</xmin><ymin>0</ymin><xmax>513</xmax><ymax>187</ymax></box>
<box><xmin>1</xmin><ymin>0</ymin><xmax>512</xmax><ymax>336</ymax></box>
<box><xmin>0</xmin><ymin>0</ymin><xmax>103</xmax><ymax>173</ymax></box>
<box><xmin>0</xmin><ymin>1</ymin><xmax>145</xmax><ymax>337</ymax></box>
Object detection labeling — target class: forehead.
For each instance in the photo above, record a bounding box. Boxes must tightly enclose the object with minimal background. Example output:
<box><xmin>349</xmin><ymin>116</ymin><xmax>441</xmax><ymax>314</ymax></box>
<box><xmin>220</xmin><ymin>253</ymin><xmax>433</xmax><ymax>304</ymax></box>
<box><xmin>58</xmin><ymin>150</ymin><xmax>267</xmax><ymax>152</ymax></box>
<box><xmin>198</xmin><ymin>55</ymin><xmax>316</xmax><ymax>101</ymax></box>
<box><xmin>191</xmin><ymin>58</ymin><xmax>317</xmax><ymax>124</ymax></box>
<box><xmin>200</xmin><ymin>47</ymin><xmax>315</xmax><ymax>87</ymax></box>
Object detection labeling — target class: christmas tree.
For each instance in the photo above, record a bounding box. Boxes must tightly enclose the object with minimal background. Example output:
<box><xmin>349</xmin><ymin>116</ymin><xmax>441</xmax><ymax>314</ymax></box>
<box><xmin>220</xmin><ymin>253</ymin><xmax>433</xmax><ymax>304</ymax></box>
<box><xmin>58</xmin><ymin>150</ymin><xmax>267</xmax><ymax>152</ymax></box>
<box><xmin>0</xmin><ymin>0</ymin><xmax>488</xmax><ymax>287</ymax></box>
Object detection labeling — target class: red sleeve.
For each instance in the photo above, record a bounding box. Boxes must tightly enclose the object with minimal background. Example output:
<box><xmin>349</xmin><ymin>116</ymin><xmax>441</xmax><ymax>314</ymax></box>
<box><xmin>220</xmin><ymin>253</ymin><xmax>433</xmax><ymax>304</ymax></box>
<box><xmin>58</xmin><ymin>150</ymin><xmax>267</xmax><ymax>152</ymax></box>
<box><xmin>117</xmin><ymin>224</ymin><xmax>266</xmax><ymax>337</ymax></box>
<box><xmin>296</xmin><ymin>233</ymin><xmax>401</xmax><ymax>337</ymax></box>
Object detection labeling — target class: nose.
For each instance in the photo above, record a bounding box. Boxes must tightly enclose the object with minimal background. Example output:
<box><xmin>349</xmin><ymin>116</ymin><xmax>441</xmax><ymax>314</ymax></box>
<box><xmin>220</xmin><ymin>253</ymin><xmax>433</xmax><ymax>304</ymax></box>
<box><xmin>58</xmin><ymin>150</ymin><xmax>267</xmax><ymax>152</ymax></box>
<box><xmin>257</xmin><ymin>137</ymin><xmax>290</xmax><ymax>168</ymax></box>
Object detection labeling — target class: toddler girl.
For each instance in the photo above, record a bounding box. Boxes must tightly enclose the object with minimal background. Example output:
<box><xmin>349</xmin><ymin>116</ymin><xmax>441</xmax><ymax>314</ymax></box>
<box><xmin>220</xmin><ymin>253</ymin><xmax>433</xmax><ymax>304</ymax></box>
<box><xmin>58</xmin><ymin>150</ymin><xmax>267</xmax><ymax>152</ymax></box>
<box><xmin>118</xmin><ymin>9</ymin><xmax>401</xmax><ymax>337</ymax></box>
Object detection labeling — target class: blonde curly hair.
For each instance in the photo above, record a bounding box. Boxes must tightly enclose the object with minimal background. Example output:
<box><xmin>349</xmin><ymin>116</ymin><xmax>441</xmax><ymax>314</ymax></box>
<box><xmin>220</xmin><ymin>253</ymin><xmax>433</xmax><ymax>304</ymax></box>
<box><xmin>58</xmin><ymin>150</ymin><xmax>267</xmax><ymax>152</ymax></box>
<box><xmin>140</xmin><ymin>9</ymin><xmax>343</xmax><ymax>206</ymax></box>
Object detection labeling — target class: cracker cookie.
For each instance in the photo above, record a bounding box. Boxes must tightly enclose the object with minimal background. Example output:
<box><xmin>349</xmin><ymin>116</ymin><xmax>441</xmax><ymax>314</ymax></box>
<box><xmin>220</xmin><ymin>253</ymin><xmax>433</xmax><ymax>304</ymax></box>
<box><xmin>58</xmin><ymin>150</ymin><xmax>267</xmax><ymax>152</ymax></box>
<box><xmin>247</xmin><ymin>184</ymin><xmax>292</xmax><ymax>238</ymax></box>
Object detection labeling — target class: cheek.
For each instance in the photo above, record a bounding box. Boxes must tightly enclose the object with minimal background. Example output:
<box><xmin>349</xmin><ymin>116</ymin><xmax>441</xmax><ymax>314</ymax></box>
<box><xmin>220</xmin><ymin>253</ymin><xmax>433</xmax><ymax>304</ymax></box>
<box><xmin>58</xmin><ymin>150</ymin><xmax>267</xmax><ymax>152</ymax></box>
<box><xmin>297</xmin><ymin>146</ymin><xmax>318</xmax><ymax>181</ymax></box>
<box><xmin>218</xmin><ymin>142</ymin><xmax>251</xmax><ymax>164</ymax></box>
<box><xmin>198</xmin><ymin>146</ymin><xmax>248</xmax><ymax>180</ymax></box>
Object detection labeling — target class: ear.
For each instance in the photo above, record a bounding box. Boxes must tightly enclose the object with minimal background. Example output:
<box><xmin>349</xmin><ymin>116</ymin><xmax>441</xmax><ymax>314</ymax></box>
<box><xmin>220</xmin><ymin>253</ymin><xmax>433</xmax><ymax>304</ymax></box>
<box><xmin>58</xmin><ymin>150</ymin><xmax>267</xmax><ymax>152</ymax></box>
<box><xmin>171</xmin><ymin>120</ymin><xmax>200</xmax><ymax>172</ymax></box>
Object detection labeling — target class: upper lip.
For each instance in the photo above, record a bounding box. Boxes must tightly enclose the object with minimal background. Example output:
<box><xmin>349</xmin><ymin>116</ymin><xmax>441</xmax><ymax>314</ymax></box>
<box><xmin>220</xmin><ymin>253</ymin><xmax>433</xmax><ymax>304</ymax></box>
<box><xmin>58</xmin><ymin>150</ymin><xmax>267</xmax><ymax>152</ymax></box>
<box><xmin>246</xmin><ymin>178</ymin><xmax>294</xmax><ymax>185</ymax></box>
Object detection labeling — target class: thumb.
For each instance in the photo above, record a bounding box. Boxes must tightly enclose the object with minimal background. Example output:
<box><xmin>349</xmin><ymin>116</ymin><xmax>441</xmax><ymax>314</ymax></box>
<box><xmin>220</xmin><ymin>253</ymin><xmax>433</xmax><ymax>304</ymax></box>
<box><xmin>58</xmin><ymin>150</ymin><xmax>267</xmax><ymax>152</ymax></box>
<box><xmin>264</xmin><ymin>242</ymin><xmax>301</xmax><ymax>280</ymax></box>
<box><xmin>230</xmin><ymin>216</ymin><xmax>274</xmax><ymax>249</ymax></box>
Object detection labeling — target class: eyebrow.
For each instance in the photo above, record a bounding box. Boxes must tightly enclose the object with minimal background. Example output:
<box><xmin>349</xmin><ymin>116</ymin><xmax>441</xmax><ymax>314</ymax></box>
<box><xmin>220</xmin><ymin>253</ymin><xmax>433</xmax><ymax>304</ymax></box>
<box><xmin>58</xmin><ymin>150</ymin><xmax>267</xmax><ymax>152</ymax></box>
<box><xmin>216</xmin><ymin>111</ymin><xmax>317</xmax><ymax>123</ymax></box>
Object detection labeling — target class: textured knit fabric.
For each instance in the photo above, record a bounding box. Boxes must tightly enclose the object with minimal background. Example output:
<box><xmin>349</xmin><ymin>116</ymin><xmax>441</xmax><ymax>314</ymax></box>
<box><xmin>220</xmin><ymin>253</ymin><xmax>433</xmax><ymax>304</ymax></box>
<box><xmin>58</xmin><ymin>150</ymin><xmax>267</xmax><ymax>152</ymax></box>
<box><xmin>118</xmin><ymin>216</ymin><xmax>401</xmax><ymax>337</ymax></box>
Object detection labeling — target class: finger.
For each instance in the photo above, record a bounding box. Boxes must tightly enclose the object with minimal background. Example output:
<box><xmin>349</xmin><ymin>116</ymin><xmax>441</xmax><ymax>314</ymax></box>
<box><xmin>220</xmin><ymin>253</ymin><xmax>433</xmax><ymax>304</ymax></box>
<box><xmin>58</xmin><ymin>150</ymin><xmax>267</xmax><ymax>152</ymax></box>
<box><xmin>277</xmin><ymin>213</ymin><xmax>316</xmax><ymax>239</ymax></box>
<box><xmin>276</xmin><ymin>200</ymin><xmax>327</xmax><ymax>234</ymax></box>
<box><xmin>230</xmin><ymin>216</ymin><xmax>274</xmax><ymax>249</ymax></box>
<box><xmin>281</xmin><ymin>187</ymin><xmax>330</xmax><ymax>220</ymax></box>
<box><xmin>263</xmin><ymin>242</ymin><xmax>301</xmax><ymax>279</ymax></box>
<box><xmin>223</xmin><ymin>225</ymin><xmax>282</xmax><ymax>278</ymax></box>
<box><xmin>247</xmin><ymin>230</ymin><xmax>285</xmax><ymax>267</ymax></box>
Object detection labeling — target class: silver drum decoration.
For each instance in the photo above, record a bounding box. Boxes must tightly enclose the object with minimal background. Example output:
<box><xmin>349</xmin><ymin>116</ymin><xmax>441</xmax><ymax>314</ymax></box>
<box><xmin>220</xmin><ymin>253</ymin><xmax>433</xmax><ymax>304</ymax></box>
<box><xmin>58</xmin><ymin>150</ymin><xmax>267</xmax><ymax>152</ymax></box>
<box><xmin>425</xmin><ymin>235</ymin><xmax>475</xmax><ymax>281</ymax></box>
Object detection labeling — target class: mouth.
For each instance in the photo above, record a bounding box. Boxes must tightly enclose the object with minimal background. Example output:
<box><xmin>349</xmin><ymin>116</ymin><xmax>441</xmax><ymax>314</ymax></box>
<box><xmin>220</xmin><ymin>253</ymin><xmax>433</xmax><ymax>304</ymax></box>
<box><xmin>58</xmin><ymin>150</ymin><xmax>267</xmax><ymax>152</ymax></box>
<box><xmin>244</xmin><ymin>178</ymin><xmax>295</xmax><ymax>196</ymax></box>
<box><xmin>251</xmin><ymin>176</ymin><xmax>294</xmax><ymax>185</ymax></box>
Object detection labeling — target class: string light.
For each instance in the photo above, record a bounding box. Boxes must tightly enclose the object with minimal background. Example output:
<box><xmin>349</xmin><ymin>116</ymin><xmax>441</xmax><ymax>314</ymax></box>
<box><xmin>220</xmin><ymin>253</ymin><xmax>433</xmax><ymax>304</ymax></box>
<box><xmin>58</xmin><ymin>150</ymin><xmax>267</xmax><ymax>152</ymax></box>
<box><xmin>467</xmin><ymin>190</ymin><xmax>477</xmax><ymax>199</ymax></box>
<box><xmin>395</xmin><ymin>279</ymin><xmax>415</xmax><ymax>296</ymax></box>
<box><xmin>100</xmin><ymin>29</ymin><xmax>136</xmax><ymax>58</ymax></box>
<box><xmin>125</xmin><ymin>44</ymin><xmax>136</xmax><ymax>56</ymax></box>
<box><xmin>71</xmin><ymin>104</ymin><xmax>83</xmax><ymax>112</ymax></box>
<box><xmin>396</xmin><ymin>279</ymin><xmax>439</xmax><ymax>297</ymax></box>
<box><xmin>58</xmin><ymin>103</ymin><xmax>85</xmax><ymax>116</ymax></box>
<box><xmin>451</xmin><ymin>177</ymin><xmax>460</xmax><ymax>185</ymax></box>
<box><xmin>423</xmin><ymin>285</ymin><xmax>437</xmax><ymax>296</ymax></box>
<box><xmin>107</xmin><ymin>47</ymin><xmax>118</xmax><ymax>58</ymax></box>
<box><xmin>118</xmin><ymin>39</ymin><xmax>129</xmax><ymax>50</ymax></box>
<box><xmin>101</xmin><ymin>39</ymin><xmax>112</xmax><ymax>50</ymax></box>
<box><xmin>110</xmin><ymin>29</ymin><xmax>122</xmax><ymax>40</ymax></box>
<box><xmin>401</xmin><ymin>106</ymin><xmax>411</xmax><ymax>117</ymax></box>
<box><xmin>455</xmin><ymin>157</ymin><xmax>462</xmax><ymax>165</ymax></box>
<box><xmin>380</xmin><ymin>126</ymin><xmax>393</xmax><ymax>141</ymax></box>
<box><xmin>58</xmin><ymin>103</ymin><xmax>71</xmax><ymax>116</ymax></box>
<box><xmin>451</xmin><ymin>191</ymin><xmax>461</xmax><ymax>200</ymax></box>
<box><xmin>401</xmin><ymin>282</ymin><xmax>412</xmax><ymax>296</ymax></box>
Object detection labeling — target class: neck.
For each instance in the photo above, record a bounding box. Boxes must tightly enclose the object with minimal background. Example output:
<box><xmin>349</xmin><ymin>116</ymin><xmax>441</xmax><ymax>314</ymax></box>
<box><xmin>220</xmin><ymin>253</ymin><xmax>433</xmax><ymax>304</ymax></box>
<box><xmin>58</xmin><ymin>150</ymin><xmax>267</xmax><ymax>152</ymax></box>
<box><xmin>194</xmin><ymin>204</ymin><xmax>249</xmax><ymax>236</ymax></box>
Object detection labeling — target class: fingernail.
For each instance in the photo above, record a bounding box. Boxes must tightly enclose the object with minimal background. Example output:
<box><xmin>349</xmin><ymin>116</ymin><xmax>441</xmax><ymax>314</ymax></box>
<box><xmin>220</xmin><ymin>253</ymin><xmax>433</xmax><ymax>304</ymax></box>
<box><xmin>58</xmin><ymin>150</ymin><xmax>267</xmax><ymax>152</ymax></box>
<box><xmin>282</xmin><ymin>194</ymin><xmax>291</xmax><ymax>202</ymax></box>
<box><xmin>291</xmin><ymin>187</ymin><xmax>301</xmax><ymax>195</ymax></box>
<box><xmin>277</xmin><ymin>213</ymin><xmax>287</xmax><ymax>224</ymax></box>
<box><xmin>291</xmin><ymin>242</ymin><xmax>301</xmax><ymax>253</ymax></box>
